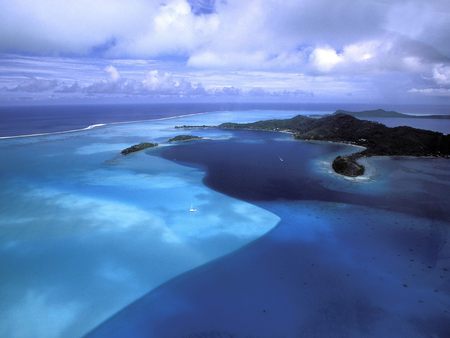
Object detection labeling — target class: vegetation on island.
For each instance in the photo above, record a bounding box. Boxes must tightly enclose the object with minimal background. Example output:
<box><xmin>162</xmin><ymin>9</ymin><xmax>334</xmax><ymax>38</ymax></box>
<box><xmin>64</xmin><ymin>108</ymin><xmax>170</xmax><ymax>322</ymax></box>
<box><xmin>168</xmin><ymin>135</ymin><xmax>203</xmax><ymax>142</ymax></box>
<box><xmin>217</xmin><ymin>112</ymin><xmax>450</xmax><ymax>177</ymax></box>
<box><xmin>175</xmin><ymin>125</ymin><xmax>211</xmax><ymax>129</ymax></box>
<box><xmin>332</xmin><ymin>155</ymin><xmax>365</xmax><ymax>177</ymax></box>
<box><xmin>121</xmin><ymin>142</ymin><xmax>158</xmax><ymax>155</ymax></box>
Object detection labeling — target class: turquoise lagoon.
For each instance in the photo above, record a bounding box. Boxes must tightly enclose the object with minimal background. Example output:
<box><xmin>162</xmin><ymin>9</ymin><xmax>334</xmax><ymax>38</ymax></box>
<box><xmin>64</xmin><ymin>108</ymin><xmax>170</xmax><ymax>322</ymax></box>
<box><xmin>0</xmin><ymin>110</ymin><xmax>304</xmax><ymax>338</ymax></box>
<box><xmin>1</xmin><ymin>110</ymin><xmax>449</xmax><ymax>338</ymax></box>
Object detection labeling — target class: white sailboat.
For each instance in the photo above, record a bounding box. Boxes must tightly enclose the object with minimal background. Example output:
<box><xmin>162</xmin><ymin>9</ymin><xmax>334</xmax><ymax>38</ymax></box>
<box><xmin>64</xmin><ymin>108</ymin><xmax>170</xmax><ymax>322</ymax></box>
<box><xmin>189</xmin><ymin>204</ymin><xmax>198</xmax><ymax>212</ymax></box>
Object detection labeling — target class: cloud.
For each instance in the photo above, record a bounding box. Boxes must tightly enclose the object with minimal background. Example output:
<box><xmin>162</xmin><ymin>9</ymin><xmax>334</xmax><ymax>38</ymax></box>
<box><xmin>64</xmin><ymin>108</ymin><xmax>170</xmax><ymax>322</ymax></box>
<box><xmin>0</xmin><ymin>0</ymin><xmax>160</xmax><ymax>55</ymax></box>
<box><xmin>310</xmin><ymin>48</ymin><xmax>343</xmax><ymax>72</ymax></box>
<box><xmin>6</xmin><ymin>77</ymin><xmax>59</xmax><ymax>92</ymax></box>
<box><xmin>142</xmin><ymin>70</ymin><xmax>188</xmax><ymax>92</ymax></box>
<box><xmin>385</xmin><ymin>0</ymin><xmax>450</xmax><ymax>57</ymax></box>
<box><xmin>433</xmin><ymin>64</ymin><xmax>450</xmax><ymax>85</ymax></box>
<box><xmin>76</xmin><ymin>69</ymin><xmax>313</xmax><ymax>98</ymax></box>
<box><xmin>105</xmin><ymin>0</ymin><xmax>220</xmax><ymax>58</ymax></box>
<box><xmin>1</xmin><ymin>0</ymin><xmax>449</xmax><ymax>64</ymax></box>
<box><xmin>2</xmin><ymin>65</ymin><xmax>208</xmax><ymax>97</ymax></box>
<box><xmin>0</xmin><ymin>59</ymin><xmax>320</xmax><ymax>101</ymax></box>
<box><xmin>188</xmin><ymin>0</ymin><xmax>216</xmax><ymax>14</ymax></box>
<box><xmin>409</xmin><ymin>87</ymin><xmax>450</xmax><ymax>97</ymax></box>
<box><xmin>56</xmin><ymin>82</ymin><xmax>83</xmax><ymax>94</ymax></box>
<box><xmin>0</xmin><ymin>0</ymin><xmax>449</xmax><ymax>103</ymax></box>
<box><xmin>187</xmin><ymin>50</ymin><xmax>305</xmax><ymax>70</ymax></box>
<box><xmin>83</xmin><ymin>69</ymin><xmax>208</xmax><ymax>97</ymax></box>
<box><xmin>104</xmin><ymin>65</ymin><xmax>120</xmax><ymax>82</ymax></box>
<box><xmin>0</xmin><ymin>0</ymin><xmax>219</xmax><ymax>57</ymax></box>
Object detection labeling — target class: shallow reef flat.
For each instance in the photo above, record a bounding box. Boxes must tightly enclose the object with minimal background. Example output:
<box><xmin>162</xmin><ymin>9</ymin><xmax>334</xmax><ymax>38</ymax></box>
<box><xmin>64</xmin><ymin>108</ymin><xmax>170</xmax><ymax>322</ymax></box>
<box><xmin>0</xmin><ymin>110</ymin><xmax>301</xmax><ymax>338</ymax></box>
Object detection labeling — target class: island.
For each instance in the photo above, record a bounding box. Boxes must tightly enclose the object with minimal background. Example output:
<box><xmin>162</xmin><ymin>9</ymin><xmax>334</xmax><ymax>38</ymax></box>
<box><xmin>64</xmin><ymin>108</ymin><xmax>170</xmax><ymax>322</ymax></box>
<box><xmin>335</xmin><ymin>108</ymin><xmax>450</xmax><ymax>119</ymax></box>
<box><xmin>168</xmin><ymin>135</ymin><xmax>203</xmax><ymax>142</ymax></box>
<box><xmin>175</xmin><ymin>125</ymin><xmax>210</xmax><ymax>129</ymax></box>
<box><xmin>121</xmin><ymin>142</ymin><xmax>158</xmax><ymax>155</ymax></box>
<box><xmin>332</xmin><ymin>155</ymin><xmax>365</xmax><ymax>177</ymax></box>
<box><xmin>217</xmin><ymin>113</ymin><xmax>450</xmax><ymax>177</ymax></box>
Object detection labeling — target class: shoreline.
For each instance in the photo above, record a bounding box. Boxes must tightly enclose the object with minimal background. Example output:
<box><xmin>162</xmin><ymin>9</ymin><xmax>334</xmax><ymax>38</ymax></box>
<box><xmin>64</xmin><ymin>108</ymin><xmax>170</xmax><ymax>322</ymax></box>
<box><xmin>215</xmin><ymin>112</ymin><xmax>450</xmax><ymax>177</ymax></box>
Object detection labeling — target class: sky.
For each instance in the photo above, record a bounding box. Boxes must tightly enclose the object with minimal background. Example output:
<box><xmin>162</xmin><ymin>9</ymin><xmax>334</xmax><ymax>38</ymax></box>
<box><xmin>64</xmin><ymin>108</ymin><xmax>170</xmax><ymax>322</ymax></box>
<box><xmin>0</xmin><ymin>0</ymin><xmax>450</xmax><ymax>104</ymax></box>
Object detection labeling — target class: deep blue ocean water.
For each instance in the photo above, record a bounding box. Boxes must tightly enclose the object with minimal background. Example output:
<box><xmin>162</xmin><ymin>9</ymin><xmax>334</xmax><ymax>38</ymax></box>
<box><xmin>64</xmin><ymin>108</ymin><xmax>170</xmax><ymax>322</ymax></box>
<box><xmin>89</xmin><ymin>129</ymin><xmax>450</xmax><ymax>338</ymax></box>
<box><xmin>0</xmin><ymin>107</ymin><xmax>449</xmax><ymax>338</ymax></box>
<box><xmin>0</xmin><ymin>103</ymin><xmax>210</xmax><ymax>137</ymax></box>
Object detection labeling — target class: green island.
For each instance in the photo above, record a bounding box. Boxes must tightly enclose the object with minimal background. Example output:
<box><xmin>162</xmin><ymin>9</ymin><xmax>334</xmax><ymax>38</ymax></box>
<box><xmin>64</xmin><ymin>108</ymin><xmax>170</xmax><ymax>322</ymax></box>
<box><xmin>168</xmin><ymin>135</ymin><xmax>204</xmax><ymax>142</ymax></box>
<box><xmin>178</xmin><ymin>111</ymin><xmax>450</xmax><ymax>177</ymax></box>
<box><xmin>121</xmin><ymin>142</ymin><xmax>158</xmax><ymax>155</ymax></box>
<box><xmin>174</xmin><ymin>125</ymin><xmax>210</xmax><ymax>129</ymax></box>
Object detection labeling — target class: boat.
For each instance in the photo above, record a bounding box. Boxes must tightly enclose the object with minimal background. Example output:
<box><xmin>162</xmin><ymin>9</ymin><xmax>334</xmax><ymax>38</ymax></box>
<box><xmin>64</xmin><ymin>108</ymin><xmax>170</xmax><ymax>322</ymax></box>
<box><xmin>189</xmin><ymin>204</ymin><xmax>198</xmax><ymax>212</ymax></box>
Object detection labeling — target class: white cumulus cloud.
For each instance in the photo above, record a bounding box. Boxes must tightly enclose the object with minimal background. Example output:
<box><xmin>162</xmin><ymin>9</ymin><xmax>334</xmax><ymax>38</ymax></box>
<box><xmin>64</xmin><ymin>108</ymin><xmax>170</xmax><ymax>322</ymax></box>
<box><xmin>104</xmin><ymin>65</ymin><xmax>120</xmax><ymax>82</ymax></box>
<box><xmin>310</xmin><ymin>47</ymin><xmax>343</xmax><ymax>72</ymax></box>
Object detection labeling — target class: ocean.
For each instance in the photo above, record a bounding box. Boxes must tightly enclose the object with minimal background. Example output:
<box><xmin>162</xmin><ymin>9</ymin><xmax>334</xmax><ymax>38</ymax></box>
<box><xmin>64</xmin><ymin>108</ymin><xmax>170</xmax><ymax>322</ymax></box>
<box><xmin>0</xmin><ymin>105</ymin><xmax>449</xmax><ymax>338</ymax></box>
<box><xmin>90</xmin><ymin>125</ymin><xmax>450</xmax><ymax>338</ymax></box>
<box><xmin>1</xmin><ymin>103</ymin><xmax>449</xmax><ymax>138</ymax></box>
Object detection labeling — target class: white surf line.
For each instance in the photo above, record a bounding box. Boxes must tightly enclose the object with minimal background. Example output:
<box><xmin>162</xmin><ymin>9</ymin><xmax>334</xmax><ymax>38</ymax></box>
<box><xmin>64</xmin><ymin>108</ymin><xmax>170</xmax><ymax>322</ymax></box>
<box><xmin>0</xmin><ymin>123</ymin><xmax>107</xmax><ymax>140</ymax></box>
<box><xmin>0</xmin><ymin>111</ymin><xmax>212</xmax><ymax>140</ymax></box>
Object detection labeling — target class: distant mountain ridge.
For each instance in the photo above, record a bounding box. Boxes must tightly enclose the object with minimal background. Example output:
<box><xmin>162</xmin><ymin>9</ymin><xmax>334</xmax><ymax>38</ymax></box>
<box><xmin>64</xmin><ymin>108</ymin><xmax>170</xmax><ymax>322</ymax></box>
<box><xmin>335</xmin><ymin>108</ymin><xmax>450</xmax><ymax>119</ymax></box>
